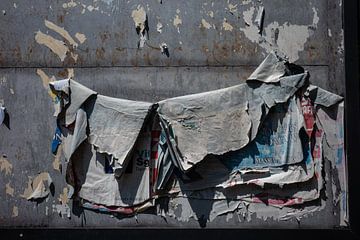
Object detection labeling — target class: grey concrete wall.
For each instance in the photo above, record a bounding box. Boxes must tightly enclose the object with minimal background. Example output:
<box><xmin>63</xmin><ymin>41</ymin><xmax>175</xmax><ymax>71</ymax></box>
<box><xmin>0</xmin><ymin>0</ymin><xmax>345</xmax><ymax>228</ymax></box>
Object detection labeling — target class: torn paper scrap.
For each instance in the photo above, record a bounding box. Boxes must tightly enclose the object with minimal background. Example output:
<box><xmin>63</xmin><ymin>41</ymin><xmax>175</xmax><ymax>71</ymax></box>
<box><xmin>61</xmin><ymin>107</ymin><xmax>88</xmax><ymax>161</ymax></box>
<box><xmin>69</xmin><ymin>128</ymin><xmax>153</xmax><ymax>207</ymax></box>
<box><xmin>220</xmin><ymin>97</ymin><xmax>305</xmax><ymax>171</ymax></box>
<box><xmin>247</xmin><ymin>51</ymin><xmax>287</xmax><ymax>83</ymax></box>
<box><xmin>0</xmin><ymin>106</ymin><xmax>5</xmax><ymax>125</ymax></box>
<box><xmin>50</xmin><ymin>79</ymin><xmax>96</xmax><ymax>126</ymax></box>
<box><xmin>254</xmin><ymin>6</ymin><xmax>265</xmax><ymax>34</ymax></box>
<box><xmin>315</xmin><ymin>101</ymin><xmax>347</xmax><ymax>225</ymax></box>
<box><xmin>53</xmin><ymin>204</ymin><xmax>71</xmax><ymax>218</ymax></box>
<box><xmin>157</xmin><ymin>70</ymin><xmax>307</xmax><ymax>172</ymax></box>
<box><xmin>87</xmin><ymin>95</ymin><xmax>153</xmax><ymax>168</ymax></box>
<box><xmin>307</xmin><ymin>85</ymin><xmax>344</xmax><ymax>107</ymax></box>
<box><xmin>21</xmin><ymin>172</ymin><xmax>53</xmax><ymax>200</ymax></box>
<box><xmin>0</xmin><ymin>105</ymin><xmax>10</xmax><ymax>129</ymax></box>
<box><xmin>81</xmin><ymin>199</ymin><xmax>153</xmax><ymax>215</ymax></box>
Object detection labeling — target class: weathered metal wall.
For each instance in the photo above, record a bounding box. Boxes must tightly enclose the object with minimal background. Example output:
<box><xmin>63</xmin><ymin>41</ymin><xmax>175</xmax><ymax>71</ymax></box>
<box><xmin>0</xmin><ymin>0</ymin><xmax>345</xmax><ymax>228</ymax></box>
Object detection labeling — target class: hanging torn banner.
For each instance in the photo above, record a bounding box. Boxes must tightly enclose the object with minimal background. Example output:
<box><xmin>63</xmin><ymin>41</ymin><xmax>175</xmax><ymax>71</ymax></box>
<box><xmin>157</xmin><ymin>73</ymin><xmax>308</xmax><ymax>172</ymax></box>
<box><xmin>161</xmin><ymin>85</ymin><xmax>344</xmax><ymax>223</ymax></box>
<box><xmin>48</xmin><ymin>52</ymin><xmax>346</xmax><ymax>223</ymax></box>
<box><xmin>168</xmin><ymin>96</ymin><xmax>315</xmax><ymax>191</ymax></box>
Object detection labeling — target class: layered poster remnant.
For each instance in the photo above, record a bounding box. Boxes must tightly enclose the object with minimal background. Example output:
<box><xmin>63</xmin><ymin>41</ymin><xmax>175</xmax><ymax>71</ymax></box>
<box><xmin>48</xmin><ymin>52</ymin><xmax>348</xmax><ymax>226</ymax></box>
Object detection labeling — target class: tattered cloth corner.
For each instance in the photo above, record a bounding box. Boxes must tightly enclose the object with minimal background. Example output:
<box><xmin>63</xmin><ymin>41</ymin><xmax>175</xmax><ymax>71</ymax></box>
<box><xmin>48</xmin><ymin>52</ymin><xmax>347</xmax><ymax>225</ymax></box>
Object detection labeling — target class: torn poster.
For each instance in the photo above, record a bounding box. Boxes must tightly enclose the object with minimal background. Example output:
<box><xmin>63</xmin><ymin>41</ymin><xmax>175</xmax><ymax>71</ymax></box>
<box><xmin>49</xmin><ymin>52</ymin><xmax>346</xmax><ymax>224</ymax></box>
<box><xmin>157</xmin><ymin>52</ymin><xmax>308</xmax><ymax>172</ymax></box>
<box><xmin>51</xmin><ymin>126</ymin><xmax>62</xmax><ymax>155</ymax></box>
<box><xmin>168</xmin><ymin>97</ymin><xmax>316</xmax><ymax>191</ymax></box>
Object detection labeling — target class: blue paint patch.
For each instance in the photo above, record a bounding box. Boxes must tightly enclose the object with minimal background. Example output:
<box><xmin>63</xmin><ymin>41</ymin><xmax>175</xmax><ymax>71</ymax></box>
<box><xmin>51</xmin><ymin>126</ymin><xmax>62</xmax><ymax>155</ymax></box>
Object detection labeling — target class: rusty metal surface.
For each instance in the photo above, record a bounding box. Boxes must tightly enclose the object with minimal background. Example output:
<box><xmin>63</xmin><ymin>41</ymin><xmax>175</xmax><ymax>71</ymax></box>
<box><xmin>0</xmin><ymin>0</ymin><xmax>345</xmax><ymax>228</ymax></box>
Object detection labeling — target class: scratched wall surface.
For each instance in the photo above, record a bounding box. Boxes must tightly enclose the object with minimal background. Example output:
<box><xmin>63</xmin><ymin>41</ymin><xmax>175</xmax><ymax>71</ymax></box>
<box><xmin>0</xmin><ymin>0</ymin><xmax>345</xmax><ymax>228</ymax></box>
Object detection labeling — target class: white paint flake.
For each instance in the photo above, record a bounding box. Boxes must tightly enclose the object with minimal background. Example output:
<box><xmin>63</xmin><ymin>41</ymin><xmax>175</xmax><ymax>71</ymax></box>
<box><xmin>239</xmin><ymin>5</ymin><xmax>321</xmax><ymax>62</ymax></box>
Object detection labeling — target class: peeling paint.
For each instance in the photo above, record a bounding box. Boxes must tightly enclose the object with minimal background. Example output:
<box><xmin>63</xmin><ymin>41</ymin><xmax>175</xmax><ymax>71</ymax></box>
<box><xmin>131</xmin><ymin>5</ymin><xmax>147</xmax><ymax>33</ymax></box>
<box><xmin>36</xmin><ymin>69</ymin><xmax>56</xmax><ymax>99</ymax></box>
<box><xmin>87</xmin><ymin>5</ymin><xmax>95</xmax><ymax>12</ymax></box>
<box><xmin>53</xmin><ymin>144</ymin><xmax>62</xmax><ymax>172</ymax></box>
<box><xmin>157</xmin><ymin>22</ymin><xmax>163</xmax><ymax>33</ymax></box>
<box><xmin>53</xmin><ymin>204</ymin><xmax>71</xmax><ymax>218</ymax></box>
<box><xmin>44</xmin><ymin>20</ymin><xmax>78</xmax><ymax>48</ymax></box>
<box><xmin>208</xmin><ymin>11</ymin><xmax>214</xmax><ymax>18</ymax></box>
<box><xmin>12</xmin><ymin>206</ymin><xmax>18</xmax><ymax>217</ymax></box>
<box><xmin>67</xmin><ymin>68</ymin><xmax>75</xmax><ymax>79</ymax></box>
<box><xmin>58</xmin><ymin>187</ymin><xmax>69</xmax><ymax>205</ymax></box>
<box><xmin>20</xmin><ymin>172</ymin><xmax>53</xmax><ymax>200</ymax></box>
<box><xmin>131</xmin><ymin>5</ymin><xmax>148</xmax><ymax>48</ymax></box>
<box><xmin>0</xmin><ymin>76</ymin><xmax>6</xmax><ymax>85</ymax></box>
<box><xmin>0</xmin><ymin>155</ymin><xmax>12</xmax><ymax>176</ymax></box>
<box><xmin>312</xmin><ymin>7</ymin><xmax>320</xmax><ymax>26</ymax></box>
<box><xmin>5</xmin><ymin>182</ymin><xmax>14</xmax><ymax>197</ymax></box>
<box><xmin>201</xmin><ymin>19</ymin><xmax>212</xmax><ymax>29</ymax></box>
<box><xmin>35</xmin><ymin>31</ymin><xmax>69</xmax><ymax>62</ymax></box>
<box><xmin>228</xmin><ymin>3</ymin><xmax>238</xmax><ymax>15</ymax></box>
<box><xmin>328</xmin><ymin>29</ymin><xmax>332</xmax><ymax>37</ymax></box>
<box><xmin>62</xmin><ymin>0</ymin><xmax>77</xmax><ymax>9</ymax></box>
<box><xmin>75</xmin><ymin>33</ymin><xmax>87</xmax><ymax>44</ymax></box>
<box><xmin>9</xmin><ymin>88</ymin><xmax>14</xmax><ymax>95</ymax></box>
<box><xmin>337</xmin><ymin>29</ymin><xmax>344</xmax><ymax>58</ymax></box>
<box><xmin>240</xmin><ymin>5</ymin><xmax>320</xmax><ymax>62</ymax></box>
<box><xmin>222</xmin><ymin>18</ymin><xmax>233</xmax><ymax>31</ymax></box>
<box><xmin>173</xmin><ymin>10</ymin><xmax>182</xmax><ymax>33</ymax></box>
